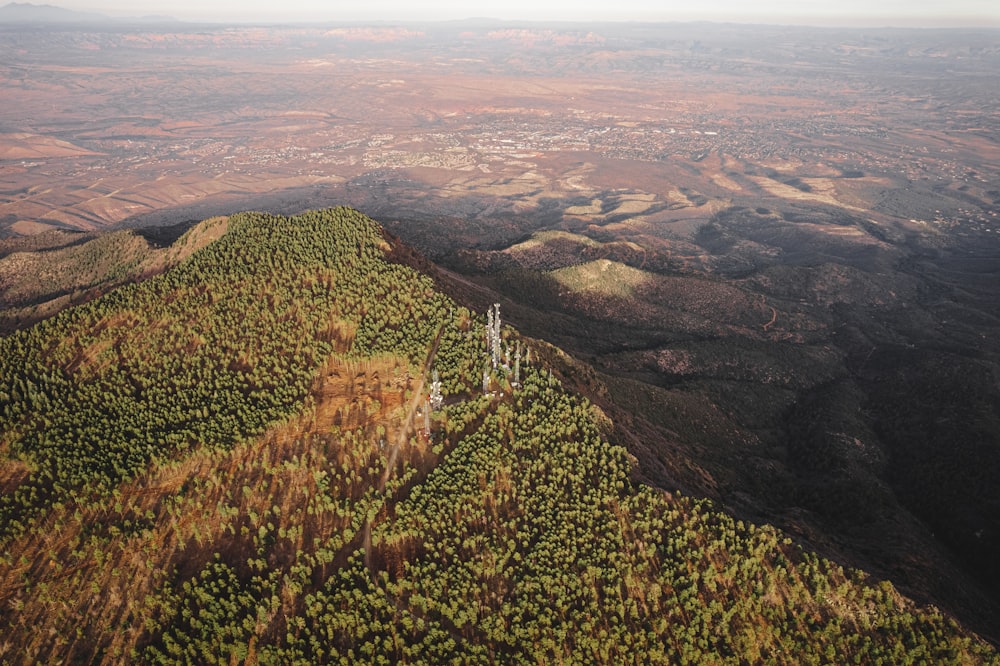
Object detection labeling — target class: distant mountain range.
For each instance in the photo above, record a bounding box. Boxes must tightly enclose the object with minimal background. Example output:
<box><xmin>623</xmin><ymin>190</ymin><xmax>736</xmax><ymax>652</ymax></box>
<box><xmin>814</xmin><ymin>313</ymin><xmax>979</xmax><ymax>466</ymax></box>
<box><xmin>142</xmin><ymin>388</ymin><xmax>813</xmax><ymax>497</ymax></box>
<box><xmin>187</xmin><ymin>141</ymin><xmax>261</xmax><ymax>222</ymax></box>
<box><xmin>0</xmin><ymin>2</ymin><xmax>177</xmax><ymax>23</ymax></box>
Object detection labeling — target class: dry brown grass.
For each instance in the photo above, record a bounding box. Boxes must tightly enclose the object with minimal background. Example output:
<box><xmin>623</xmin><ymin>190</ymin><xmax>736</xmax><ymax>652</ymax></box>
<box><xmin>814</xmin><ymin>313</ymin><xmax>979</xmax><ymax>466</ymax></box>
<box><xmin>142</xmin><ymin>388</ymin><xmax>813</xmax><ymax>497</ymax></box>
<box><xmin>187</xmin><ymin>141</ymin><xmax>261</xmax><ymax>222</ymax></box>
<box><xmin>552</xmin><ymin>259</ymin><xmax>650</xmax><ymax>299</ymax></box>
<box><xmin>0</xmin><ymin>216</ymin><xmax>231</xmax><ymax>334</ymax></box>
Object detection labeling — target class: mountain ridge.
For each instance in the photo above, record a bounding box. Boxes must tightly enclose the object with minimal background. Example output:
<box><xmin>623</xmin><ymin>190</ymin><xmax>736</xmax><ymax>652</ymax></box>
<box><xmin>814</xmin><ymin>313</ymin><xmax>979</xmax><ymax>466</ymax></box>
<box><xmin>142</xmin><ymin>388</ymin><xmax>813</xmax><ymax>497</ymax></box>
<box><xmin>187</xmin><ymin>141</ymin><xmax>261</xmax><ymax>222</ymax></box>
<box><xmin>0</xmin><ymin>2</ymin><xmax>108</xmax><ymax>23</ymax></box>
<box><xmin>0</xmin><ymin>207</ymin><xmax>995</xmax><ymax>662</ymax></box>
<box><xmin>0</xmin><ymin>2</ymin><xmax>180</xmax><ymax>24</ymax></box>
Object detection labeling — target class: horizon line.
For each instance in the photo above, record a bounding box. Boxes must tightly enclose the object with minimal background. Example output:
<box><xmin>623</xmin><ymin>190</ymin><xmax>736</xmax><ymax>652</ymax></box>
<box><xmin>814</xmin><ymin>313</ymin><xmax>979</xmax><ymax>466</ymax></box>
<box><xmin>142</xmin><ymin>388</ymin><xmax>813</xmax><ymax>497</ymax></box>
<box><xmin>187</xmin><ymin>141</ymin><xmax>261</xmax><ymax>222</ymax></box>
<box><xmin>4</xmin><ymin>15</ymin><xmax>1000</xmax><ymax>30</ymax></box>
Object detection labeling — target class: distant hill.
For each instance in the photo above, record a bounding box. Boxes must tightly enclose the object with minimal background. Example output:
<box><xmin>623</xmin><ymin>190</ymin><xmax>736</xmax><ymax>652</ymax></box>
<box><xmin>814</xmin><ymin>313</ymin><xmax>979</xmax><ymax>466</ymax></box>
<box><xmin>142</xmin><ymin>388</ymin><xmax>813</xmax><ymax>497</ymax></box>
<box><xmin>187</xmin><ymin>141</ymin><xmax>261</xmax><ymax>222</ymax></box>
<box><xmin>0</xmin><ymin>2</ymin><xmax>177</xmax><ymax>24</ymax></box>
<box><xmin>0</xmin><ymin>2</ymin><xmax>107</xmax><ymax>23</ymax></box>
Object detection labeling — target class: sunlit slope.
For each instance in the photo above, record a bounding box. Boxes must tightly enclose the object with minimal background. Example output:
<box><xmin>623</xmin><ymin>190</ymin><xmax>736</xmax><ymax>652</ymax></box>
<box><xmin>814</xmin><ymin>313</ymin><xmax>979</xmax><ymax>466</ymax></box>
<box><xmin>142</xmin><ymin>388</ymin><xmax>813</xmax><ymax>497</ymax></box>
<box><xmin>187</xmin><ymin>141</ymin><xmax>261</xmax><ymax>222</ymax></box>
<box><xmin>0</xmin><ymin>209</ymin><xmax>995</xmax><ymax>663</ymax></box>
<box><xmin>0</xmin><ymin>208</ymin><xmax>448</xmax><ymax>541</ymax></box>
<box><xmin>0</xmin><ymin>217</ymin><xmax>229</xmax><ymax>333</ymax></box>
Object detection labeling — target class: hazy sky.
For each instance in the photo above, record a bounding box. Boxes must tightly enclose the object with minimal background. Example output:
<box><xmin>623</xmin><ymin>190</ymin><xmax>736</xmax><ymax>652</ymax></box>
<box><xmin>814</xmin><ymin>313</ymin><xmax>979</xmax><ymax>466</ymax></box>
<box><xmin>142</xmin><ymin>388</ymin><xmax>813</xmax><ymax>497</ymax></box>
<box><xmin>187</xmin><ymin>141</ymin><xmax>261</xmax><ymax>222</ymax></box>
<box><xmin>66</xmin><ymin>0</ymin><xmax>1000</xmax><ymax>26</ymax></box>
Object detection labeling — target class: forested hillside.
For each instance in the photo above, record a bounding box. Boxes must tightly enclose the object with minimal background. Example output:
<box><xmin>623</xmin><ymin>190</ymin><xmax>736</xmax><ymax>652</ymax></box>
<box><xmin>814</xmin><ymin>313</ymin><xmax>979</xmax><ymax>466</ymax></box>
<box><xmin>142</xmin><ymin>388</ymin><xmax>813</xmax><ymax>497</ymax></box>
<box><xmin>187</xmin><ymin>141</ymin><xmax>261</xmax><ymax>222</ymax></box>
<box><xmin>0</xmin><ymin>208</ymin><xmax>995</xmax><ymax>663</ymax></box>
